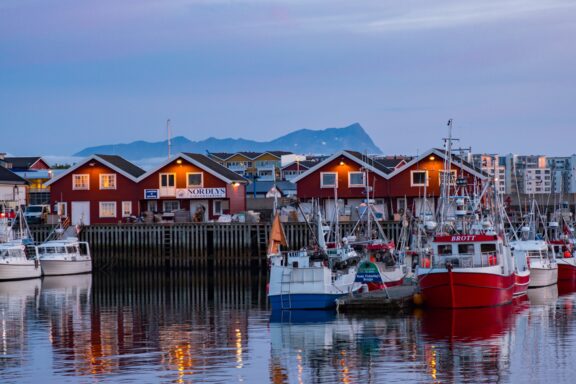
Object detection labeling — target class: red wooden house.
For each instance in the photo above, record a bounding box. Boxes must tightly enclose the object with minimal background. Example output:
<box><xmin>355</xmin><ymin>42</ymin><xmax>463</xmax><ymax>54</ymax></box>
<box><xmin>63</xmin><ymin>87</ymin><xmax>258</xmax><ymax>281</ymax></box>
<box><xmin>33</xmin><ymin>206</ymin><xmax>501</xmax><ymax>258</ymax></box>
<box><xmin>137</xmin><ymin>153</ymin><xmax>247</xmax><ymax>221</ymax></box>
<box><xmin>293</xmin><ymin>149</ymin><xmax>486</xmax><ymax>220</ymax></box>
<box><xmin>45</xmin><ymin>154</ymin><xmax>146</xmax><ymax>225</ymax></box>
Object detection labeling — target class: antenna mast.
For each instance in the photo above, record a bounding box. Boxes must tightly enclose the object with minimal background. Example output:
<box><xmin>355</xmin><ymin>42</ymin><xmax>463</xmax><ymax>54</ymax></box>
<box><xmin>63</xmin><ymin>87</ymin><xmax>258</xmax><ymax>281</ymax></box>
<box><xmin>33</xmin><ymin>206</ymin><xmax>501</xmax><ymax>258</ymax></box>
<box><xmin>167</xmin><ymin>119</ymin><xmax>172</xmax><ymax>159</ymax></box>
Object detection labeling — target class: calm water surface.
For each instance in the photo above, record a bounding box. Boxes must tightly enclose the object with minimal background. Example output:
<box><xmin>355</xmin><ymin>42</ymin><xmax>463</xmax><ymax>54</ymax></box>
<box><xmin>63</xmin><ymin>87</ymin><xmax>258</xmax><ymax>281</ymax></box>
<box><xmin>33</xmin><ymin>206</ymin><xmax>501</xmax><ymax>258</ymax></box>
<box><xmin>1</xmin><ymin>270</ymin><xmax>575</xmax><ymax>383</ymax></box>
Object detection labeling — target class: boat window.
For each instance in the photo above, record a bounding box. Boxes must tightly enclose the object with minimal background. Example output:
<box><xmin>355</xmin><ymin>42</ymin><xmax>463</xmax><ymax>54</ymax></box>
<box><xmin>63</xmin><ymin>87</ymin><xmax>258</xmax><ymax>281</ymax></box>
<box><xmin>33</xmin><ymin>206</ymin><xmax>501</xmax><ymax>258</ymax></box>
<box><xmin>458</xmin><ymin>244</ymin><xmax>475</xmax><ymax>255</ymax></box>
<box><xmin>480</xmin><ymin>243</ymin><xmax>497</xmax><ymax>254</ymax></box>
<box><xmin>0</xmin><ymin>250</ymin><xmax>8</xmax><ymax>257</ymax></box>
<box><xmin>45</xmin><ymin>247</ymin><xmax>56</xmax><ymax>254</ymax></box>
<box><xmin>79</xmin><ymin>243</ymin><xmax>88</xmax><ymax>255</ymax></box>
<box><xmin>438</xmin><ymin>244</ymin><xmax>452</xmax><ymax>255</ymax></box>
<box><xmin>37</xmin><ymin>247</ymin><xmax>46</xmax><ymax>255</ymax></box>
<box><xmin>66</xmin><ymin>246</ymin><xmax>77</xmax><ymax>254</ymax></box>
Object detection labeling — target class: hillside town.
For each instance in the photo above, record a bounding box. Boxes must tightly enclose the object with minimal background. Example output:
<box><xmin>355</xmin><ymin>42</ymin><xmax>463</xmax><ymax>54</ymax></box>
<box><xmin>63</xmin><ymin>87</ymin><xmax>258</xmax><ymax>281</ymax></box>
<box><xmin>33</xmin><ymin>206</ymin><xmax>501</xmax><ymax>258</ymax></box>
<box><xmin>1</xmin><ymin>149</ymin><xmax>575</xmax><ymax>225</ymax></box>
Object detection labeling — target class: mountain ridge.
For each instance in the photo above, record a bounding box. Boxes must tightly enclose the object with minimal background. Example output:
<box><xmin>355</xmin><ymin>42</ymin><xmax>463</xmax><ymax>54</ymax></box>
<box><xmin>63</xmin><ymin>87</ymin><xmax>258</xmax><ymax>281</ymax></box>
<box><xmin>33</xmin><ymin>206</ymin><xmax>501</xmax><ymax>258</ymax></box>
<box><xmin>74</xmin><ymin>123</ymin><xmax>382</xmax><ymax>159</ymax></box>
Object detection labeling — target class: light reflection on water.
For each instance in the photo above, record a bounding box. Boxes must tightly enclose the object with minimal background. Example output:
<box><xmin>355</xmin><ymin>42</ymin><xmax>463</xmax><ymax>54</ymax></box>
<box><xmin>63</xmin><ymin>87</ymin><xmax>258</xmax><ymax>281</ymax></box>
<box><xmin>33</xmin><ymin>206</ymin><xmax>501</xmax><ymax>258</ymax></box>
<box><xmin>0</xmin><ymin>271</ymin><xmax>574</xmax><ymax>383</ymax></box>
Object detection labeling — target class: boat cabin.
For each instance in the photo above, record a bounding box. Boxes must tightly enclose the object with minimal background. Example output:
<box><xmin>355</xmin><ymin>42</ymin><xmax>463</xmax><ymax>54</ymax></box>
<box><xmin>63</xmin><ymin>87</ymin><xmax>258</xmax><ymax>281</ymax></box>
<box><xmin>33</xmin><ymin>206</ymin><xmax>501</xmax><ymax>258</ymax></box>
<box><xmin>426</xmin><ymin>235</ymin><xmax>503</xmax><ymax>269</ymax></box>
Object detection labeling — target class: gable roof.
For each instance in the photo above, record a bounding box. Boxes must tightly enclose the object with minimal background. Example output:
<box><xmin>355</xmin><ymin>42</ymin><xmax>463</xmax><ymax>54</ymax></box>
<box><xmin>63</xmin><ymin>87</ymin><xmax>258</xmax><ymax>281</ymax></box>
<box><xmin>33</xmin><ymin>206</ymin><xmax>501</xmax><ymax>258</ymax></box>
<box><xmin>96</xmin><ymin>154</ymin><xmax>146</xmax><ymax>178</ymax></box>
<box><xmin>373</xmin><ymin>157</ymin><xmax>408</xmax><ymax>169</ymax></box>
<box><xmin>0</xmin><ymin>165</ymin><xmax>29</xmax><ymax>185</ymax></box>
<box><xmin>45</xmin><ymin>154</ymin><xmax>145</xmax><ymax>186</ymax></box>
<box><xmin>138</xmin><ymin>153</ymin><xmax>248</xmax><ymax>184</ymax></box>
<box><xmin>4</xmin><ymin>157</ymin><xmax>45</xmax><ymax>170</ymax></box>
<box><xmin>291</xmin><ymin>150</ymin><xmax>393</xmax><ymax>183</ymax></box>
<box><xmin>385</xmin><ymin>148</ymin><xmax>488</xmax><ymax>179</ymax></box>
<box><xmin>208</xmin><ymin>151</ymin><xmax>292</xmax><ymax>161</ymax></box>
<box><xmin>291</xmin><ymin>148</ymin><xmax>489</xmax><ymax>184</ymax></box>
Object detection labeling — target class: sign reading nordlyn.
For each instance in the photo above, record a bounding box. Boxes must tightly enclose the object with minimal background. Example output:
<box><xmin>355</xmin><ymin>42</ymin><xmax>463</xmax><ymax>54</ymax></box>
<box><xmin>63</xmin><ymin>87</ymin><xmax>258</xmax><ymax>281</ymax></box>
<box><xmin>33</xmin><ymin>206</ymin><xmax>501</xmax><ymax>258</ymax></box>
<box><xmin>176</xmin><ymin>188</ymin><xmax>226</xmax><ymax>199</ymax></box>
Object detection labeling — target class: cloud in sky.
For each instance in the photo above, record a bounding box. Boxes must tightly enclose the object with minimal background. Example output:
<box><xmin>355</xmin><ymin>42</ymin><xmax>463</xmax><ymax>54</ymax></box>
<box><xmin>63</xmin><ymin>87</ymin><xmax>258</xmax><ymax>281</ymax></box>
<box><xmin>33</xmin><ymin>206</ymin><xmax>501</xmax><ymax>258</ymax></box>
<box><xmin>1</xmin><ymin>0</ymin><xmax>575</xmax><ymax>156</ymax></box>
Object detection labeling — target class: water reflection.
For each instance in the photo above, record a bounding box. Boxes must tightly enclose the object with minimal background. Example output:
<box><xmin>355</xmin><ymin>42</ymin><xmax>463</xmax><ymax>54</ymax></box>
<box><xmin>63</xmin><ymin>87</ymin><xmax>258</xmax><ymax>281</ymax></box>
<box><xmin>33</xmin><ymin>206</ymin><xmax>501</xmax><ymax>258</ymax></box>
<box><xmin>0</xmin><ymin>278</ymin><xmax>40</xmax><ymax>370</ymax></box>
<box><xmin>0</xmin><ymin>270</ymin><xmax>574</xmax><ymax>383</ymax></box>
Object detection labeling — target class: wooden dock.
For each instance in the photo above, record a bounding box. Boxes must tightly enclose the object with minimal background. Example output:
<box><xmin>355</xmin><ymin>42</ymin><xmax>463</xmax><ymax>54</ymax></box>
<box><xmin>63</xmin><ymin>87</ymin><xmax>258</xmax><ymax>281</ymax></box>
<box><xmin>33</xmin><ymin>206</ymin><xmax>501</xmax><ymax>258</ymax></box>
<box><xmin>28</xmin><ymin>221</ymin><xmax>403</xmax><ymax>270</ymax></box>
<box><xmin>336</xmin><ymin>284</ymin><xmax>417</xmax><ymax>313</ymax></box>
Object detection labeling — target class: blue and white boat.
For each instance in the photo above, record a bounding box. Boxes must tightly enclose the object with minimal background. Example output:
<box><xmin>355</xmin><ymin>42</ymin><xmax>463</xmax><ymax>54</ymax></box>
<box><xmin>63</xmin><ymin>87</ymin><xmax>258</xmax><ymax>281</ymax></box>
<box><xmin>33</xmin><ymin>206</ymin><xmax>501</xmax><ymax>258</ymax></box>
<box><xmin>268</xmin><ymin>210</ymin><xmax>362</xmax><ymax>310</ymax></box>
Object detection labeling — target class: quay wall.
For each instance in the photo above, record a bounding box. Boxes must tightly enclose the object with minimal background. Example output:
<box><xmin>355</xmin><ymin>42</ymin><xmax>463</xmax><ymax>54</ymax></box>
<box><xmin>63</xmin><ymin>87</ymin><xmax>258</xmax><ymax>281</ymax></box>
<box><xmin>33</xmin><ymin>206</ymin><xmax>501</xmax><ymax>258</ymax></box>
<box><xmin>29</xmin><ymin>221</ymin><xmax>403</xmax><ymax>270</ymax></box>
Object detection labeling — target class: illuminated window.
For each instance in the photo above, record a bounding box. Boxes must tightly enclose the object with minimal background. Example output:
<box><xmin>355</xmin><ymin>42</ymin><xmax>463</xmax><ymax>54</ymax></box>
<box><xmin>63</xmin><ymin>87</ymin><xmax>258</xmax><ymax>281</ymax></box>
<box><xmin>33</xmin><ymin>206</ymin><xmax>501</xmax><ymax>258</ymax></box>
<box><xmin>99</xmin><ymin>202</ymin><xmax>116</xmax><ymax>218</ymax></box>
<box><xmin>99</xmin><ymin>174</ymin><xmax>117</xmax><ymax>190</ymax></box>
<box><xmin>320</xmin><ymin>172</ymin><xmax>337</xmax><ymax>188</ymax></box>
<box><xmin>122</xmin><ymin>201</ymin><xmax>132</xmax><ymax>217</ymax></box>
<box><xmin>438</xmin><ymin>170</ymin><xmax>457</xmax><ymax>186</ymax></box>
<box><xmin>72</xmin><ymin>174</ymin><xmax>89</xmax><ymax>190</ymax></box>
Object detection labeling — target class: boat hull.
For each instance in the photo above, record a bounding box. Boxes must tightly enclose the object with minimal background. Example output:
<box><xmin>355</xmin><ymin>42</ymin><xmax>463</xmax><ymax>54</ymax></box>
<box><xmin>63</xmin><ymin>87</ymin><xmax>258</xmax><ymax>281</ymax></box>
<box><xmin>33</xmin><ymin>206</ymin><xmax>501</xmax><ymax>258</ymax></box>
<box><xmin>557</xmin><ymin>259</ymin><xmax>576</xmax><ymax>281</ymax></box>
<box><xmin>514</xmin><ymin>272</ymin><xmax>530</xmax><ymax>296</ymax></box>
<box><xmin>269</xmin><ymin>293</ymin><xmax>347</xmax><ymax>310</ymax></box>
<box><xmin>418</xmin><ymin>270</ymin><xmax>515</xmax><ymax>308</ymax></box>
<box><xmin>528</xmin><ymin>266</ymin><xmax>558</xmax><ymax>288</ymax></box>
<box><xmin>0</xmin><ymin>262</ymin><xmax>42</xmax><ymax>280</ymax></box>
<box><xmin>40</xmin><ymin>259</ymin><xmax>92</xmax><ymax>276</ymax></box>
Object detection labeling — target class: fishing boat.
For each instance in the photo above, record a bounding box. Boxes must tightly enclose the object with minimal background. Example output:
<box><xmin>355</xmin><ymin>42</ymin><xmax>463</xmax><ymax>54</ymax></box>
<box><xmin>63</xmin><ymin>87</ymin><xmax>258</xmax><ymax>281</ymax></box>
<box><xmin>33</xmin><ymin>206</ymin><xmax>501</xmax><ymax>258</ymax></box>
<box><xmin>0</xmin><ymin>210</ymin><xmax>42</xmax><ymax>281</ymax></box>
<box><xmin>36</xmin><ymin>219</ymin><xmax>92</xmax><ymax>276</ymax></box>
<box><xmin>417</xmin><ymin>123</ymin><xmax>515</xmax><ymax>308</ymax></box>
<box><xmin>268</xmin><ymin>210</ymin><xmax>362</xmax><ymax>310</ymax></box>
<box><xmin>547</xmin><ymin>212</ymin><xmax>576</xmax><ymax>281</ymax></box>
<box><xmin>510</xmin><ymin>200</ymin><xmax>556</xmax><ymax>289</ymax></box>
<box><xmin>351</xmin><ymin>202</ymin><xmax>406</xmax><ymax>290</ymax></box>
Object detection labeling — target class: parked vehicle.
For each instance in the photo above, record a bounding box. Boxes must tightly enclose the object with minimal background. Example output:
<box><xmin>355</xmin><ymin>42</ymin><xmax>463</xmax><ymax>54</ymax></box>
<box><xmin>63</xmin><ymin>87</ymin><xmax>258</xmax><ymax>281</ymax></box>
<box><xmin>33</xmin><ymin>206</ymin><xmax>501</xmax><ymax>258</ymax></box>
<box><xmin>24</xmin><ymin>205</ymin><xmax>51</xmax><ymax>224</ymax></box>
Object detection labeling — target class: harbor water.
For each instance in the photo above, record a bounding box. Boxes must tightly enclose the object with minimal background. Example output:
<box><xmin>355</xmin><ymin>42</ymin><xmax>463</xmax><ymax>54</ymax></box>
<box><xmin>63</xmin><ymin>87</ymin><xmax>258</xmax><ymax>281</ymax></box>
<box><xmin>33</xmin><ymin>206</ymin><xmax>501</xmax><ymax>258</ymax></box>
<box><xmin>1</xmin><ymin>267</ymin><xmax>576</xmax><ymax>383</ymax></box>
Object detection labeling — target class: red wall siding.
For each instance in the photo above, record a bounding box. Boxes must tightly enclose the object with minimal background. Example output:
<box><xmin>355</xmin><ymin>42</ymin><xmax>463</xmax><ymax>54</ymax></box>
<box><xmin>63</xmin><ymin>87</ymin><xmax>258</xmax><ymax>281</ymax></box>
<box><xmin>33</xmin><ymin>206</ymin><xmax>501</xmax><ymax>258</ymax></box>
<box><xmin>386</xmin><ymin>158</ymin><xmax>477</xmax><ymax>198</ymax></box>
<box><xmin>227</xmin><ymin>184</ymin><xmax>246</xmax><ymax>214</ymax></box>
<box><xmin>296</xmin><ymin>157</ymin><xmax>387</xmax><ymax>199</ymax></box>
<box><xmin>49</xmin><ymin>160</ymin><xmax>140</xmax><ymax>224</ymax></box>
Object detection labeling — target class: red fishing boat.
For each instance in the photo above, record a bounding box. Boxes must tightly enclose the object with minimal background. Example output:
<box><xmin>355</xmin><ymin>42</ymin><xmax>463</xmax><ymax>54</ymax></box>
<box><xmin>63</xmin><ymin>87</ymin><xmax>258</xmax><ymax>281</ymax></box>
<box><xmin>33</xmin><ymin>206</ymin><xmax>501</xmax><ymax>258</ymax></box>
<box><xmin>417</xmin><ymin>121</ymin><xmax>515</xmax><ymax>308</ymax></box>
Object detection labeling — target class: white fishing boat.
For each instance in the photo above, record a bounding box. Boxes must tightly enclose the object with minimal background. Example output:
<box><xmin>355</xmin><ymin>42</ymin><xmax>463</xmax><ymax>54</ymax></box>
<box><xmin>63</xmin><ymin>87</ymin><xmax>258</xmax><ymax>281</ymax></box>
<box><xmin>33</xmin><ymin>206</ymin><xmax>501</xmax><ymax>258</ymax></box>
<box><xmin>268</xmin><ymin>210</ymin><xmax>362</xmax><ymax>310</ymax></box>
<box><xmin>0</xmin><ymin>210</ymin><xmax>42</xmax><ymax>281</ymax></box>
<box><xmin>510</xmin><ymin>239</ymin><xmax>557</xmax><ymax>288</ymax></box>
<box><xmin>36</xmin><ymin>221</ymin><xmax>92</xmax><ymax>276</ymax></box>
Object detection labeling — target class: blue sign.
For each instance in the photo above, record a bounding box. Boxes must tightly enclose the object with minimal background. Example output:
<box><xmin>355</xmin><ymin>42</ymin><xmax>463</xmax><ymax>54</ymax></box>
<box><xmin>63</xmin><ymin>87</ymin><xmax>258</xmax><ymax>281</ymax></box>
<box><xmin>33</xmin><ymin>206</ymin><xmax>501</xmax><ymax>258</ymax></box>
<box><xmin>144</xmin><ymin>189</ymin><xmax>159</xmax><ymax>199</ymax></box>
<box><xmin>355</xmin><ymin>261</ymin><xmax>383</xmax><ymax>283</ymax></box>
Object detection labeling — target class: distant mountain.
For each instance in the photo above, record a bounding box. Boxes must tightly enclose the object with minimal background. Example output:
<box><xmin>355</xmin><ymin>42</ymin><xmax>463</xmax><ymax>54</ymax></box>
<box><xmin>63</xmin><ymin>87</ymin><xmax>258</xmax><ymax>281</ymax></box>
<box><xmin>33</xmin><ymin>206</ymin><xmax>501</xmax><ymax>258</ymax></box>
<box><xmin>74</xmin><ymin>123</ymin><xmax>382</xmax><ymax>159</ymax></box>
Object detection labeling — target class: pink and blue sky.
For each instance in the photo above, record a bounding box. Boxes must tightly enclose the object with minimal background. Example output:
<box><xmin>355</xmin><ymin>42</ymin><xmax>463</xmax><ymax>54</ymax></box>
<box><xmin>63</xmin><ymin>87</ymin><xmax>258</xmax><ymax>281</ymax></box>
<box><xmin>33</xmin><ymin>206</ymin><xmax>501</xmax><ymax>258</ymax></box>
<box><xmin>1</xmin><ymin>0</ymin><xmax>575</xmax><ymax>156</ymax></box>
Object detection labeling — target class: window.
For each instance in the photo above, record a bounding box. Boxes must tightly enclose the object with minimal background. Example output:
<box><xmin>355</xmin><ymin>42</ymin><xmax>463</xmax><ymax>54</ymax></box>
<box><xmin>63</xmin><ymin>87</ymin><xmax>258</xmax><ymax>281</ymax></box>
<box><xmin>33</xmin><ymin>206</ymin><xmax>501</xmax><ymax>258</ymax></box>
<box><xmin>480</xmin><ymin>243</ymin><xmax>497</xmax><ymax>254</ymax></box>
<box><xmin>56</xmin><ymin>202</ymin><xmax>67</xmax><ymax>217</ymax></box>
<box><xmin>187</xmin><ymin>173</ymin><xmax>203</xmax><ymax>188</ymax></box>
<box><xmin>160</xmin><ymin>173</ymin><xmax>175</xmax><ymax>187</ymax></box>
<box><xmin>411</xmin><ymin>170</ymin><xmax>428</xmax><ymax>187</ymax></box>
<box><xmin>163</xmin><ymin>200</ymin><xmax>180</xmax><ymax>212</ymax></box>
<box><xmin>348</xmin><ymin>172</ymin><xmax>365</xmax><ymax>187</ymax></box>
<box><xmin>438</xmin><ymin>170</ymin><xmax>457</xmax><ymax>186</ymax></box>
<box><xmin>99</xmin><ymin>202</ymin><xmax>116</xmax><ymax>218</ymax></box>
<box><xmin>397</xmin><ymin>198</ymin><xmax>407</xmax><ymax>213</ymax></box>
<box><xmin>321</xmin><ymin>172</ymin><xmax>337</xmax><ymax>188</ymax></box>
<box><xmin>122</xmin><ymin>201</ymin><xmax>132</xmax><ymax>217</ymax></box>
<box><xmin>99</xmin><ymin>174</ymin><xmax>117</xmax><ymax>190</ymax></box>
<box><xmin>72</xmin><ymin>174</ymin><xmax>89</xmax><ymax>190</ymax></box>
<box><xmin>458</xmin><ymin>244</ymin><xmax>475</xmax><ymax>255</ymax></box>
<box><xmin>147</xmin><ymin>200</ymin><xmax>158</xmax><ymax>212</ymax></box>
<box><xmin>213</xmin><ymin>200</ymin><xmax>229</xmax><ymax>216</ymax></box>
<box><xmin>438</xmin><ymin>244</ymin><xmax>452</xmax><ymax>255</ymax></box>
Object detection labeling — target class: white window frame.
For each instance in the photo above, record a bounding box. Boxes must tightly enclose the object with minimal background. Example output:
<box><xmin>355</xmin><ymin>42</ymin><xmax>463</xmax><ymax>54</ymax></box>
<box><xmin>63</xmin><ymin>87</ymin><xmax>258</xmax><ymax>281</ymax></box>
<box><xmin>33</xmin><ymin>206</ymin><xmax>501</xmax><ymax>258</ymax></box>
<box><xmin>162</xmin><ymin>200</ymin><xmax>180</xmax><ymax>213</ymax></box>
<box><xmin>410</xmin><ymin>170</ymin><xmax>428</xmax><ymax>187</ymax></box>
<box><xmin>320</xmin><ymin>172</ymin><xmax>338</xmax><ymax>188</ymax></box>
<box><xmin>72</xmin><ymin>174</ymin><xmax>90</xmax><ymax>190</ymax></box>
<box><xmin>122</xmin><ymin>201</ymin><xmax>132</xmax><ymax>217</ymax></box>
<box><xmin>438</xmin><ymin>170</ymin><xmax>457</xmax><ymax>186</ymax></box>
<box><xmin>348</xmin><ymin>172</ymin><xmax>365</xmax><ymax>188</ymax></box>
<box><xmin>213</xmin><ymin>200</ymin><xmax>223</xmax><ymax>216</ymax></box>
<box><xmin>186</xmin><ymin>172</ymin><xmax>203</xmax><ymax>188</ymax></box>
<box><xmin>99</xmin><ymin>173</ymin><xmax>117</xmax><ymax>190</ymax></box>
<box><xmin>99</xmin><ymin>201</ymin><xmax>116</xmax><ymax>218</ymax></box>
<box><xmin>56</xmin><ymin>202</ymin><xmax>68</xmax><ymax>217</ymax></box>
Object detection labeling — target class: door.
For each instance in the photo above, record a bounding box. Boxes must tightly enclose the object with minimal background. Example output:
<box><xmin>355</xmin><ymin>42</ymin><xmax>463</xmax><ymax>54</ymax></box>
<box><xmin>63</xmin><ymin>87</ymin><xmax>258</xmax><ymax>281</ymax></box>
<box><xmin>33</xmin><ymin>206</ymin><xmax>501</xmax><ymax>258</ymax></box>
<box><xmin>159</xmin><ymin>173</ymin><xmax>176</xmax><ymax>197</ymax></box>
<box><xmin>71</xmin><ymin>201</ymin><xmax>90</xmax><ymax>225</ymax></box>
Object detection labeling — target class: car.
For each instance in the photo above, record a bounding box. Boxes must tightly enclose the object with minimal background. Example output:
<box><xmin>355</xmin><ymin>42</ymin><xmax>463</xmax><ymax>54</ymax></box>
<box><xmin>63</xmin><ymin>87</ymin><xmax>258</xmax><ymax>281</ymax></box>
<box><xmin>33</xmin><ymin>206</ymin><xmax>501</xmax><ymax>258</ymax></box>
<box><xmin>24</xmin><ymin>204</ymin><xmax>51</xmax><ymax>224</ymax></box>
